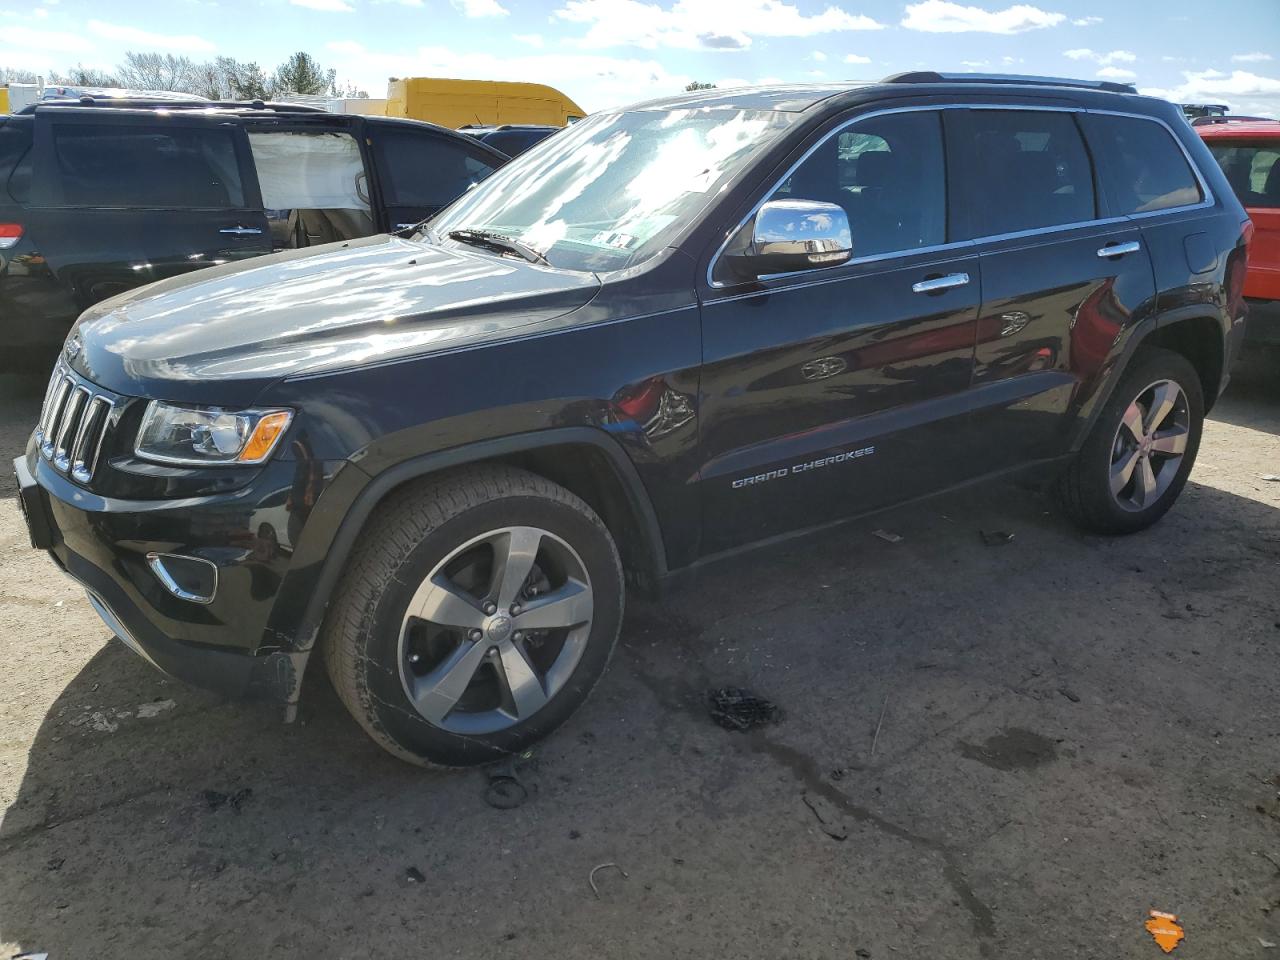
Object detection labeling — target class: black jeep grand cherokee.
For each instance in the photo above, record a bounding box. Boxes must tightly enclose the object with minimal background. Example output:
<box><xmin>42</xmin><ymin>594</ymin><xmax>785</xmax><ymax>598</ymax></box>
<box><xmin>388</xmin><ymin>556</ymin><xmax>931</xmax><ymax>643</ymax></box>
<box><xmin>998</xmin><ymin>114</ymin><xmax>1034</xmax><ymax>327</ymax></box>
<box><xmin>15</xmin><ymin>74</ymin><xmax>1251</xmax><ymax>766</ymax></box>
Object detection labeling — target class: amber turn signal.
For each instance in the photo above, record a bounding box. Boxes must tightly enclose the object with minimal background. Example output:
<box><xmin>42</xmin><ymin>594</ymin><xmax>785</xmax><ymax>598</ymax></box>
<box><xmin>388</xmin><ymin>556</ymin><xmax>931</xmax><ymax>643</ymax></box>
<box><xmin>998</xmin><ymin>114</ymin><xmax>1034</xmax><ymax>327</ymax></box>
<box><xmin>238</xmin><ymin>411</ymin><xmax>293</xmax><ymax>463</ymax></box>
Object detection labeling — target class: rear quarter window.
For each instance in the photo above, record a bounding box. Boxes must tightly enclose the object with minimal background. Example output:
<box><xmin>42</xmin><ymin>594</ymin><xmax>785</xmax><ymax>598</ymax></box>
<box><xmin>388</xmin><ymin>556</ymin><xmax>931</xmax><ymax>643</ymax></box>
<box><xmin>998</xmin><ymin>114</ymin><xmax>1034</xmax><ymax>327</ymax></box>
<box><xmin>1206</xmin><ymin>140</ymin><xmax>1280</xmax><ymax>209</ymax></box>
<box><xmin>50</xmin><ymin>123</ymin><xmax>245</xmax><ymax>209</ymax></box>
<box><xmin>1083</xmin><ymin>114</ymin><xmax>1204</xmax><ymax>215</ymax></box>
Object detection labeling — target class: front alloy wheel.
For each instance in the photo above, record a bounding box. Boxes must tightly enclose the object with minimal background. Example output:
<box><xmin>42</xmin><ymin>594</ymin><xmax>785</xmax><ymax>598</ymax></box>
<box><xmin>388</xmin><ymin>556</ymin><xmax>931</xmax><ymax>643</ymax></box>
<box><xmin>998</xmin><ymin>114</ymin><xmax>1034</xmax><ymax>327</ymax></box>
<box><xmin>399</xmin><ymin>526</ymin><xmax>594</xmax><ymax>735</ymax></box>
<box><xmin>322</xmin><ymin>466</ymin><xmax>624</xmax><ymax>767</ymax></box>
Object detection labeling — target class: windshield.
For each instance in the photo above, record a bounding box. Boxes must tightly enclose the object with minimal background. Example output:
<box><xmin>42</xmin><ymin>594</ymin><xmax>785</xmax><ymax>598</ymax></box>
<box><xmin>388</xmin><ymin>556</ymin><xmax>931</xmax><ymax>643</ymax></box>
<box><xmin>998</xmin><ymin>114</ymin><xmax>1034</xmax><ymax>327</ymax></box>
<box><xmin>428</xmin><ymin>107</ymin><xmax>797</xmax><ymax>272</ymax></box>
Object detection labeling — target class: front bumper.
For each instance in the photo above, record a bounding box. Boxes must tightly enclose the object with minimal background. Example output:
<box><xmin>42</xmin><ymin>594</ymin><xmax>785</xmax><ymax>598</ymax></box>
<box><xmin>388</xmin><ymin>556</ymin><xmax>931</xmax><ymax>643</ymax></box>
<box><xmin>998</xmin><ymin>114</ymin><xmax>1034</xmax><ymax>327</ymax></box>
<box><xmin>14</xmin><ymin>451</ymin><xmax>310</xmax><ymax>703</ymax></box>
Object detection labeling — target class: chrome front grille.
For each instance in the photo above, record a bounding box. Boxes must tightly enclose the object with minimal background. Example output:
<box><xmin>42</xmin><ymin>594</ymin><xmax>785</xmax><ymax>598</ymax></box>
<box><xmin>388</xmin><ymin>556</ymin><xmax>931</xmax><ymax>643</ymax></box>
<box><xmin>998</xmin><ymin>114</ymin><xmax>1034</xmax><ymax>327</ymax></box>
<box><xmin>35</xmin><ymin>363</ymin><xmax>115</xmax><ymax>484</ymax></box>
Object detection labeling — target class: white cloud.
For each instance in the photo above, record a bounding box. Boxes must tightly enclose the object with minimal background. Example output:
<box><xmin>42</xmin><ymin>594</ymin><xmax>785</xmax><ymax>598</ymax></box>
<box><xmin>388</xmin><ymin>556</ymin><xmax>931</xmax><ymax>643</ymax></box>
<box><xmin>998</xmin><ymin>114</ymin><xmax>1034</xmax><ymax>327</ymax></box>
<box><xmin>1070</xmin><ymin>15</ymin><xmax>1101</xmax><ymax>25</ymax></box>
<box><xmin>323</xmin><ymin>39</ymin><xmax>696</xmax><ymax>111</ymax></box>
<box><xmin>85</xmin><ymin>20</ymin><xmax>217</xmax><ymax>52</ymax></box>
<box><xmin>514</xmin><ymin>33</ymin><xmax>545</xmax><ymax>46</ymax></box>
<box><xmin>0</xmin><ymin>25</ymin><xmax>92</xmax><ymax>54</ymax></box>
<box><xmin>290</xmin><ymin>0</ymin><xmax>353</xmax><ymax>10</ymax></box>
<box><xmin>1232</xmin><ymin>52</ymin><xmax>1273</xmax><ymax>63</ymax></box>
<box><xmin>1096</xmin><ymin>66</ymin><xmax>1135</xmax><ymax>80</ymax></box>
<box><xmin>1064</xmin><ymin>48</ymin><xmax>1134</xmax><ymax>65</ymax></box>
<box><xmin>960</xmin><ymin>59</ymin><xmax>990</xmax><ymax>68</ymax></box>
<box><xmin>844</xmin><ymin>53</ymin><xmax>871</xmax><ymax>64</ymax></box>
<box><xmin>811</xmin><ymin>50</ymin><xmax>827</xmax><ymax>61</ymax></box>
<box><xmin>452</xmin><ymin>0</ymin><xmax>509</xmax><ymax>15</ymax></box>
<box><xmin>1141</xmin><ymin>69</ymin><xmax>1280</xmax><ymax>118</ymax></box>
<box><xmin>553</xmin><ymin>0</ymin><xmax>884</xmax><ymax>52</ymax></box>
<box><xmin>901</xmin><ymin>1</ymin><xmax>1065</xmax><ymax>34</ymax></box>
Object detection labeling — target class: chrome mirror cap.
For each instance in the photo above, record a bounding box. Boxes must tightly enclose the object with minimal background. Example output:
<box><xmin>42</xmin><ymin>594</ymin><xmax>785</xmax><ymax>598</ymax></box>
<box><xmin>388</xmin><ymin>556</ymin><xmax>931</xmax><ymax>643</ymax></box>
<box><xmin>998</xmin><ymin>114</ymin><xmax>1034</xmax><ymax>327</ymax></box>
<box><xmin>729</xmin><ymin>199</ymin><xmax>853</xmax><ymax>278</ymax></box>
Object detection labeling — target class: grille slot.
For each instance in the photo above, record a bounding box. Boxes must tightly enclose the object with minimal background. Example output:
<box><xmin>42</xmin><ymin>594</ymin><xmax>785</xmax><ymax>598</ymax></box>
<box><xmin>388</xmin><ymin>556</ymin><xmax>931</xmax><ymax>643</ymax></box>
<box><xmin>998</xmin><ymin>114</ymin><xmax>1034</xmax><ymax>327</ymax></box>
<box><xmin>34</xmin><ymin>363</ymin><xmax>115</xmax><ymax>484</ymax></box>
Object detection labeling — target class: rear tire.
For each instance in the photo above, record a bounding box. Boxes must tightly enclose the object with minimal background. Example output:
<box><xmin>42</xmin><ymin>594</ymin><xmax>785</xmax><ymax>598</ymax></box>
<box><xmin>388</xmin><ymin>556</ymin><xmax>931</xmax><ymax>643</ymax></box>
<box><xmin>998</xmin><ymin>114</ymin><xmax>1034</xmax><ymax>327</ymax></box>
<box><xmin>321</xmin><ymin>465</ymin><xmax>624</xmax><ymax>767</ymax></box>
<box><xmin>1054</xmin><ymin>347</ymin><xmax>1203</xmax><ymax>535</ymax></box>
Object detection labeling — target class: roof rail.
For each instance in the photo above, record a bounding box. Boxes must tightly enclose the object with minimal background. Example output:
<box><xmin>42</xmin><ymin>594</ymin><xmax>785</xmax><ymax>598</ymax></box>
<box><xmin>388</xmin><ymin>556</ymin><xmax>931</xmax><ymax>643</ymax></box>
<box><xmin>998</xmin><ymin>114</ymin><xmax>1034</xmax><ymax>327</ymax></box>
<box><xmin>21</xmin><ymin>98</ymin><xmax>328</xmax><ymax>115</ymax></box>
<box><xmin>882</xmin><ymin>71</ymin><xmax>1137</xmax><ymax>95</ymax></box>
<box><xmin>1191</xmin><ymin>115</ymin><xmax>1275</xmax><ymax>126</ymax></box>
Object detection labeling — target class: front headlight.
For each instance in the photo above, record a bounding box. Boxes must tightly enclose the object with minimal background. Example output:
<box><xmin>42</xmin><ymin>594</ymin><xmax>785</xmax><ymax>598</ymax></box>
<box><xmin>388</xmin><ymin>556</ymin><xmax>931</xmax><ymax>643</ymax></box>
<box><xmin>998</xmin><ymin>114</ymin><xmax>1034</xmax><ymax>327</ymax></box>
<box><xmin>135</xmin><ymin>402</ymin><xmax>293</xmax><ymax>466</ymax></box>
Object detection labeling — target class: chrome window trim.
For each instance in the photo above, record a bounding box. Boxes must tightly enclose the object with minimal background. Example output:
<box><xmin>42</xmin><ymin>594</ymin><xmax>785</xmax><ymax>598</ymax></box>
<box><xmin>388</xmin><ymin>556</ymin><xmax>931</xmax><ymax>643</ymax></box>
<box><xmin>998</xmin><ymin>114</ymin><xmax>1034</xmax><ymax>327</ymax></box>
<box><xmin>704</xmin><ymin>102</ymin><xmax>1216</xmax><ymax>294</ymax></box>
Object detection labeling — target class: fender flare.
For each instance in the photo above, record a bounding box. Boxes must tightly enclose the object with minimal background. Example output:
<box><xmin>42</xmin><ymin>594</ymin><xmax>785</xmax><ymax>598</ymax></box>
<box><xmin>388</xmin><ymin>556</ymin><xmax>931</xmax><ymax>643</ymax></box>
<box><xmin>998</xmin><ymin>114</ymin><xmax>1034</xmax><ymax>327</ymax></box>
<box><xmin>1069</xmin><ymin>305</ymin><xmax>1227</xmax><ymax>453</ymax></box>
<box><xmin>282</xmin><ymin>426</ymin><xmax>668</xmax><ymax>706</ymax></box>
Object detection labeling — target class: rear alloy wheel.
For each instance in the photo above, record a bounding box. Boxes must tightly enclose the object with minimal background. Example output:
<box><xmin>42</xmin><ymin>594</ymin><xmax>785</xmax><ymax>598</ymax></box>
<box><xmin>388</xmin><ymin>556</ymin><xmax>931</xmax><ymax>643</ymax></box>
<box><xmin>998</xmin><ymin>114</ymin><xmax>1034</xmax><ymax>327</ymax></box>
<box><xmin>1055</xmin><ymin>346</ymin><xmax>1204</xmax><ymax>535</ymax></box>
<box><xmin>322</xmin><ymin>466</ymin><xmax>623</xmax><ymax>767</ymax></box>
<box><xmin>1108</xmin><ymin>379</ymin><xmax>1191</xmax><ymax>513</ymax></box>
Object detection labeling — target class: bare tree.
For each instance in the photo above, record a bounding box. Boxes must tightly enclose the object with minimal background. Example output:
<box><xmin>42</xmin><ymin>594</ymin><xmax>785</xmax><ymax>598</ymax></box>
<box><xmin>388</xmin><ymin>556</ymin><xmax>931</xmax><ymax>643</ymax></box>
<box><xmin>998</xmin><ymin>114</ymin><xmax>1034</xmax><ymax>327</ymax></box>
<box><xmin>1</xmin><ymin>66</ymin><xmax>41</xmax><ymax>83</ymax></box>
<box><xmin>188</xmin><ymin>57</ymin><xmax>272</xmax><ymax>101</ymax></box>
<box><xmin>115</xmin><ymin>52</ymin><xmax>196</xmax><ymax>93</ymax></box>
<box><xmin>50</xmin><ymin>64</ymin><xmax>120</xmax><ymax>87</ymax></box>
<box><xmin>684</xmin><ymin>80</ymin><xmax>717</xmax><ymax>91</ymax></box>
<box><xmin>329</xmin><ymin>80</ymin><xmax>370</xmax><ymax>99</ymax></box>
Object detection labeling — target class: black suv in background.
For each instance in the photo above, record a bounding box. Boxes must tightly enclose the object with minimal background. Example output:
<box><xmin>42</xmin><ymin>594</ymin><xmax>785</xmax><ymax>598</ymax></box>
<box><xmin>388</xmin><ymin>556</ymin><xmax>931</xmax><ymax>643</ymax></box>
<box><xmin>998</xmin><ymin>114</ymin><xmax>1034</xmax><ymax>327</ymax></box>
<box><xmin>0</xmin><ymin>101</ymin><xmax>507</xmax><ymax>369</ymax></box>
<box><xmin>15</xmin><ymin>74</ymin><xmax>1250</xmax><ymax>767</ymax></box>
<box><xmin>459</xmin><ymin>123</ymin><xmax>561</xmax><ymax>156</ymax></box>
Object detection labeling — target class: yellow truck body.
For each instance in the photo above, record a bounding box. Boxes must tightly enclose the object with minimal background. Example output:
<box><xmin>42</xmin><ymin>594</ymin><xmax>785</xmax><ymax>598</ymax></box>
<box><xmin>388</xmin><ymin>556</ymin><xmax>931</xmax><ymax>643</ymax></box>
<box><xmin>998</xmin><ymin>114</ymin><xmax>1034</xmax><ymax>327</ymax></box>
<box><xmin>385</xmin><ymin>78</ymin><xmax>585</xmax><ymax>128</ymax></box>
<box><xmin>0</xmin><ymin>87</ymin><xmax>10</xmax><ymax>114</ymax></box>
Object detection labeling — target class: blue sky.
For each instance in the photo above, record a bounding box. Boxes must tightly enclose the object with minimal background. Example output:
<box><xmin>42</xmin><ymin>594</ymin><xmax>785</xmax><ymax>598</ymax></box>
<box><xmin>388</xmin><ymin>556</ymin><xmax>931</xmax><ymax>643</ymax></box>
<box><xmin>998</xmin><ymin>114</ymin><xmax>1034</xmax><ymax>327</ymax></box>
<box><xmin>2</xmin><ymin>0</ymin><xmax>1278</xmax><ymax>114</ymax></box>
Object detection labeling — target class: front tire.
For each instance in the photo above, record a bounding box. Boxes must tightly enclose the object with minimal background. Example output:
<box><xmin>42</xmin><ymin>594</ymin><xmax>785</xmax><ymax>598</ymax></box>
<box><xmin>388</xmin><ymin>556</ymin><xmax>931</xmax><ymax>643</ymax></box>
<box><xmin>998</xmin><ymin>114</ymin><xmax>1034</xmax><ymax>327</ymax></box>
<box><xmin>1055</xmin><ymin>347</ymin><xmax>1204</xmax><ymax>535</ymax></box>
<box><xmin>321</xmin><ymin>465</ymin><xmax>624</xmax><ymax>767</ymax></box>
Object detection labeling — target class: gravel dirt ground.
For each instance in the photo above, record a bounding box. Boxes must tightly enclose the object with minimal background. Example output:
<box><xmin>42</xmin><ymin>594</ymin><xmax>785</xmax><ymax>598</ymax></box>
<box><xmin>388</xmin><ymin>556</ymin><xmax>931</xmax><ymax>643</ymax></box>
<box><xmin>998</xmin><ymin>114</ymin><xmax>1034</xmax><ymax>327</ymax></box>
<box><xmin>1</xmin><ymin>351</ymin><xmax>1278</xmax><ymax>960</ymax></box>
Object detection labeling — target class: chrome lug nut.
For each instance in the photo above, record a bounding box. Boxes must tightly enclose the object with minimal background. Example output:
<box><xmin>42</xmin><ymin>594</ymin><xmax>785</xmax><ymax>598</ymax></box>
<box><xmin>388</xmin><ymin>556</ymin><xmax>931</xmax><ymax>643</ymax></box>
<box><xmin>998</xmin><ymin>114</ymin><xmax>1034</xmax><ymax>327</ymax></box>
<box><xmin>512</xmin><ymin>631</ymin><xmax>524</xmax><ymax>642</ymax></box>
<box><xmin>468</xmin><ymin>628</ymin><xmax>483</xmax><ymax>642</ymax></box>
<box><xmin>510</xmin><ymin>603</ymin><xmax>522</xmax><ymax>615</ymax></box>
<box><xmin>483</xmin><ymin>601</ymin><xmax>497</xmax><ymax>615</ymax></box>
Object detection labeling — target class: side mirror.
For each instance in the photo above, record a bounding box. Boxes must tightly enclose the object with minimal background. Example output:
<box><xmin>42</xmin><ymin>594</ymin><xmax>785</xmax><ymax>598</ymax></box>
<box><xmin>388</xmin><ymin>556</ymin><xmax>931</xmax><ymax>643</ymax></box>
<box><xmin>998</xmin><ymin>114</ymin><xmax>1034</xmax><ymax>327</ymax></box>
<box><xmin>727</xmin><ymin>199</ymin><xmax>853</xmax><ymax>279</ymax></box>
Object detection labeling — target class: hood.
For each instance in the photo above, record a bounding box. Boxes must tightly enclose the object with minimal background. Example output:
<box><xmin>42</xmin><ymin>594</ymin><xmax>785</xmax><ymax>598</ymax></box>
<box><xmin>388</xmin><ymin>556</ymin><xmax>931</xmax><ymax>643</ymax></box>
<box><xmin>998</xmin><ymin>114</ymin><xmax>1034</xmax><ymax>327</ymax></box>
<box><xmin>69</xmin><ymin>234</ymin><xmax>600</xmax><ymax>405</ymax></box>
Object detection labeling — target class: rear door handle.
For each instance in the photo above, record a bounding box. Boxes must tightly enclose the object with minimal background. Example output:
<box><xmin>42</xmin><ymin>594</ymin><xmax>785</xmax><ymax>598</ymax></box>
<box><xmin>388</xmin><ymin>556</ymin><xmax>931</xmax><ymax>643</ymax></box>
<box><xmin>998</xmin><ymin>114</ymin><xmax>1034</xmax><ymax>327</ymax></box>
<box><xmin>1097</xmin><ymin>240</ymin><xmax>1140</xmax><ymax>258</ymax></box>
<box><xmin>912</xmin><ymin>272</ymin><xmax>970</xmax><ymax>294</ymax></box>
<box><xmin>395</xmin><ymin>222</ymin><xmax>421</xmax><ymax>230</ymax></box>
<box><xmin>219</xmin><ymin>226</ymin><xmax>264</xmax><ymax>236</ymax></box>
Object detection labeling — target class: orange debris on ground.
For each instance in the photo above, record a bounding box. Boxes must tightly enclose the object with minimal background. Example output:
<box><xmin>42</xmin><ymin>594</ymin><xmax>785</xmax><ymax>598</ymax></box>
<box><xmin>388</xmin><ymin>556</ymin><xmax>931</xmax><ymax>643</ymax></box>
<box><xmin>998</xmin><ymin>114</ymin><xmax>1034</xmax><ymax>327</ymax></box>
<box><xmin>1146</xmin><ymin>910</ymin><xmax>1185</xmax><ymax>953</ymax></box>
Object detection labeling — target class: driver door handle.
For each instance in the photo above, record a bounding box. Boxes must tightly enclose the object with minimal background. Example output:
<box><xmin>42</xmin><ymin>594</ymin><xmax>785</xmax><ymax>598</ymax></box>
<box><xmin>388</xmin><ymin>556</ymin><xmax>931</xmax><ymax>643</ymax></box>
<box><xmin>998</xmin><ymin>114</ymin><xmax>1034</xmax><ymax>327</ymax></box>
<box><xmin>1097</xmin><ymin>240</ymin><xmax>1141</xmax><ymax>258</ymax></box>
<box><xmin>912</xmin><ymin>272</ymin><xmax>970</xmax><ymax>294</ymax></box>
<box><xmin>219</xmin><ymin>226</ymin><xmax>264</xmax><ymax>236</ymax></box>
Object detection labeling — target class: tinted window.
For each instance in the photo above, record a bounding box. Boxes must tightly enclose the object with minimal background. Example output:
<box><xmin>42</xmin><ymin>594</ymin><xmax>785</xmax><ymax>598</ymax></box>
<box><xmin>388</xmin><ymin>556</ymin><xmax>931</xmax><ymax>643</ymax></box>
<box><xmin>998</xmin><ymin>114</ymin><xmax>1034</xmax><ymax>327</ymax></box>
<box><xmin>482</xmin><ymin>129</ymin><xmax>554</xmax><ymax>156</ymax></box>
<box><xmin>0</xmin><ymin>120</ymin><xmax>33</xmax><ymax>204</ymax></box>
<box><xmin>961</xmin><ymin>111</ymin><xmax>1095</xmax><ymax>236</ymax></box>
<box><xmin>1084</xmin><ymin>114</ymin><xmax>1203</xmax><ymax>214</ymax></box>
<box><xmin>773</xmin><ymin>110</ymin><xmax>946</xmax><ymax>258</ymax></box>
<box><xmin>375</xmin><ymin>129</ymin><xmax>499</xmax><ymax>208</ymax></box>
<box><xmin>1207</xmin><ymin>140</ymin><xmax>1280</xmax><ymax>209</ymax></box>
<box><xmin>50</xmin><ymin>124</ymin><xmax>244</xmax><ymax>208</ymax></box>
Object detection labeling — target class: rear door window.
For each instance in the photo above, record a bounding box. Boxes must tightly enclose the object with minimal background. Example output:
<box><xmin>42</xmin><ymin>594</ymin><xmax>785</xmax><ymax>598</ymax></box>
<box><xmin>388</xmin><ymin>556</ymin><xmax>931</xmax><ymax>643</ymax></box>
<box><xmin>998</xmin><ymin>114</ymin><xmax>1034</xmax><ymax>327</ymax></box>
<box><xmin>49</xmin><ymin>123</ymin><xmax>245</xmax><ymax>208</ymax></box>
<box><xmin>1082</xmin><ymin>114</ymin><xmax>1204</xmax><ymax>214</ymax></box>
<box><xmin>0</xmin><ymin>120</ymin><xmax>33</xmax><ymax>204</ymax></box>
<box><xmin>372</xmin><ymin>127</ymin><xmax>501</xmax><ymax>209</ymax></box>
<box><xmin>954</xmin><ymin>110</ymin><xmax>1096</xmax><ymax>237</ymax></box>
<box><xmin>1206</xmin><ymin>140</ymin><xmax>1280</xmax><ymax>209</ymax></box>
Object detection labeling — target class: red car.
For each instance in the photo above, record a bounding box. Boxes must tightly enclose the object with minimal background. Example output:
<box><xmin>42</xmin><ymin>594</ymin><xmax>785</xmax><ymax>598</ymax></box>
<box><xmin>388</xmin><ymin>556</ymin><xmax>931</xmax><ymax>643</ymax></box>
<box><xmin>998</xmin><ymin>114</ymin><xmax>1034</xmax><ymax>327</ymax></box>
<box><xmin>1198</xmin><ymin>118</ymin><xmax>1280</xmax><ymax>340</ymax></box>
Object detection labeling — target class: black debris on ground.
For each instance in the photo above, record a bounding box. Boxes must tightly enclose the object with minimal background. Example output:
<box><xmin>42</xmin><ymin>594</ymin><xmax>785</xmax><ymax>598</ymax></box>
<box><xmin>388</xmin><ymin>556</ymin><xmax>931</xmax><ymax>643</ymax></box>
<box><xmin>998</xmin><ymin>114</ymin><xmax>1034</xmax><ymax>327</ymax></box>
<box><xmin>707</xmin><ymin>687</ymin><xmax>782</xmax><ymax>732</ymax></box>
<box><xmin>980</xmin><ymin>529</ymin><xmax>1015</xmax><ymax>546</ymax></box>
<box><xmin>405</xmin><ymin>866</ymin><xmax>426</xmax><ymax>884</ymax></box>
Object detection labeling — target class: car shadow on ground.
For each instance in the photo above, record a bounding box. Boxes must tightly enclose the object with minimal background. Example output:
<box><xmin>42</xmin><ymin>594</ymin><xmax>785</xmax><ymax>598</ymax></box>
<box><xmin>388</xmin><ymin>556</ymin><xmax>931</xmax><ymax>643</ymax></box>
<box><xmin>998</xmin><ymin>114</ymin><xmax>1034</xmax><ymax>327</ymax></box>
<box><xmin>3</xmin><ymin>466</ymin><xmax>1279</xmax><ymax>958</ymax></box>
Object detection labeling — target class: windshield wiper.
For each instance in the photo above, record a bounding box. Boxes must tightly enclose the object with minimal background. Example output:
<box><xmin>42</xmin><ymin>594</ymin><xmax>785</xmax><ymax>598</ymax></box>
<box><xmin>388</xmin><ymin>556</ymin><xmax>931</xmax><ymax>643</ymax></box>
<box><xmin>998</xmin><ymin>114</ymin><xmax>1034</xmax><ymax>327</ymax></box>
<box><xmin>447</xmin><ymin>229</ymin><xmax>550</xmax><ymax>267</ymax></box>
